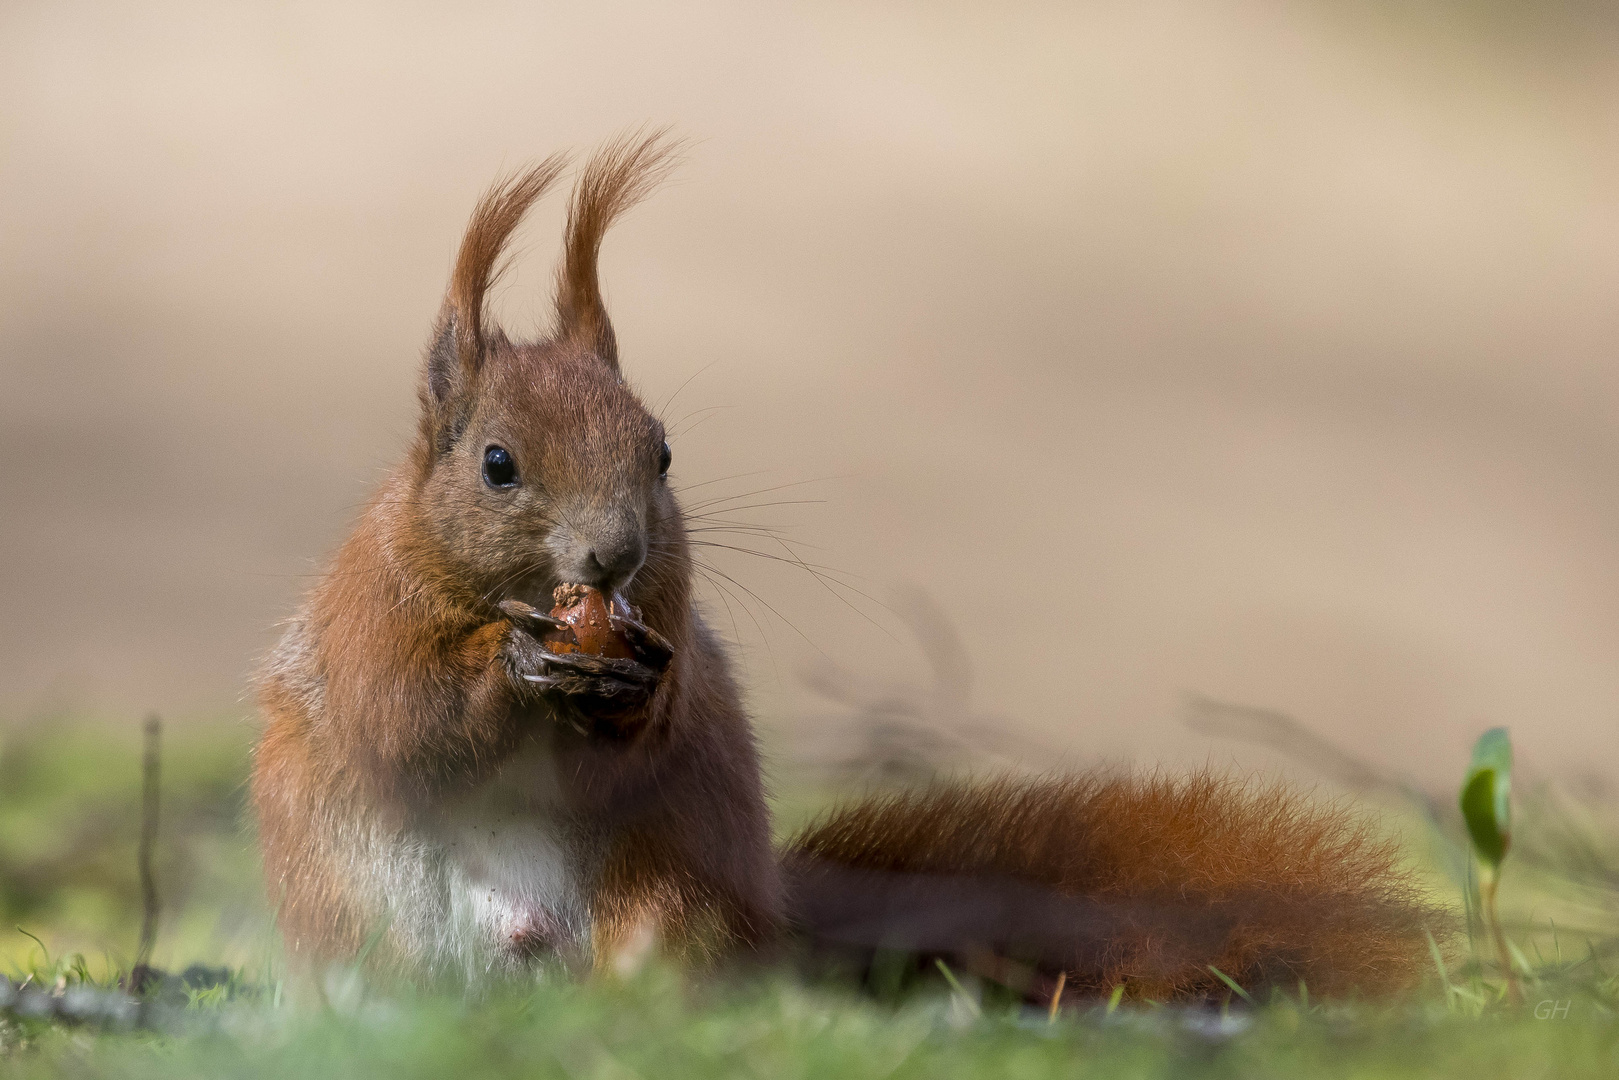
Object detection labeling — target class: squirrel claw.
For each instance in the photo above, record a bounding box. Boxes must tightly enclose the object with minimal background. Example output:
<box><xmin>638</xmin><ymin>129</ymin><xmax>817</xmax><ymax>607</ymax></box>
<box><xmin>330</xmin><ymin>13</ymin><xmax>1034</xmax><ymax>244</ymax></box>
<box><xmin>531</xmin><ymin>648</ymin><xmax>656</xmax><ymax>684</ymax></box>
<box><xmin>608</xmin><ymin>614</ymin><xmax>674</xmax><ymax>670</ymax></box>
<box><xmin>499</xmin><ymin>598</ymin><xmax>568</xmax><ymax>631</ymax></box>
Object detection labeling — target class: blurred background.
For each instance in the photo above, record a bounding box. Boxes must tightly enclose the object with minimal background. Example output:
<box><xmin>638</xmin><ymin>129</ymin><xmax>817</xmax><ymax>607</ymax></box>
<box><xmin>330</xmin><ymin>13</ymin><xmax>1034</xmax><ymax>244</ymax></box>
<box><xmin>3</xmin><ymin>0</ymin><xmax>1618</xmax><ymax>899</ymax></box>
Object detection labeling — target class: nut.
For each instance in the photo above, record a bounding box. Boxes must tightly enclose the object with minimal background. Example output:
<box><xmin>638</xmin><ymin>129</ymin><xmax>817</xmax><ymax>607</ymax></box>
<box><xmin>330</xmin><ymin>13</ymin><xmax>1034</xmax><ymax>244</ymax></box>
<box><xmin>542</xmin><ymin>584</ymin><xmax>635</xmax><ymax>659</ymax></box>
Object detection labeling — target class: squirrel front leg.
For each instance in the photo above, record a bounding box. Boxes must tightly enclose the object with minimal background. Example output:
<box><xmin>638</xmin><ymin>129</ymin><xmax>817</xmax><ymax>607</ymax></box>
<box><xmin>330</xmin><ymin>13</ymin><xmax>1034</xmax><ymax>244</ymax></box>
<box><xmin>344</xmin><ymin>604</ymin><xmax>672</xmax><ymax>800</ymax></box>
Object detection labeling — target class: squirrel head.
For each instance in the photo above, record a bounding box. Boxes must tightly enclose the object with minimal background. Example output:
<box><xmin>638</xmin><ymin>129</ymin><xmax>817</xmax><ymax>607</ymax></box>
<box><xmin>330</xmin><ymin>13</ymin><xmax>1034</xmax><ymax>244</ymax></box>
<box><xmin>408</xmin><ymin>131</ymin><xmax>688</xmax><ymax>612</ymax></box>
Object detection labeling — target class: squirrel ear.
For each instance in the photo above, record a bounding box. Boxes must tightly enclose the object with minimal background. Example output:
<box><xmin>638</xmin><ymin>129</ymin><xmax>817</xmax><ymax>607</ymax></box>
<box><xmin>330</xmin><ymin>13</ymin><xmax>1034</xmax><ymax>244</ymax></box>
<box><xmin>554</xmin><ymin>128</ymin><xmax>683</xmax><ymax>372</ymax></box>
<box><xmin>423</xmin><ymin>155</ymin><xmax>570</xmax><ymax>421</ymax></box>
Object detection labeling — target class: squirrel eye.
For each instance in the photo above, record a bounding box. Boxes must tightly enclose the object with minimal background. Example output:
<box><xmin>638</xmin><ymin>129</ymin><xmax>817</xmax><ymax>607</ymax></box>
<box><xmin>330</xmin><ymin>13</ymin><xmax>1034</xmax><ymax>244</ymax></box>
<box><xmin>657</xmin><ymin>441</ymin><xmax>672</xmax><ymax>478</ymax></box>
<box><xmin>482</xmin><ymin>445</ymin><xmax>518</xmax><ymax>488</ymax></box>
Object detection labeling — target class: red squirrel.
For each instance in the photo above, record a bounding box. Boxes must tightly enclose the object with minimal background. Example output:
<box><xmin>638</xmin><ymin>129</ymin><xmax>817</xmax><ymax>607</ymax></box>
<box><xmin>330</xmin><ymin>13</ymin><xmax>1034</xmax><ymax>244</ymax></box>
<box><xmin>253</xmin><ymin>131</ymin><xmax>1444</xmax><ymax>999</ymax></box>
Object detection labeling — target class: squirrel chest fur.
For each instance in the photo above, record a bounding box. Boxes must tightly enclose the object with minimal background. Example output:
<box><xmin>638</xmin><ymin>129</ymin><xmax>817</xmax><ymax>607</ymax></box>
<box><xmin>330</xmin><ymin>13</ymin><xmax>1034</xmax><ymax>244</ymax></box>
<box><xmin>253</xmin><ymin>131</ymin><xmax>1446</xmax><ymax>999</ymax></box>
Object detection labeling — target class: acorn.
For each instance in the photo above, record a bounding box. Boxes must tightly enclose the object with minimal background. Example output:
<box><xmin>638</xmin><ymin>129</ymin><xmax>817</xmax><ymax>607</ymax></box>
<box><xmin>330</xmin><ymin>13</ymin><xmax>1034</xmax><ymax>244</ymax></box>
<box><xmin>541</xmin><ymin>583</ymin><xmax>635</xmax><ymax>660</ymax></box>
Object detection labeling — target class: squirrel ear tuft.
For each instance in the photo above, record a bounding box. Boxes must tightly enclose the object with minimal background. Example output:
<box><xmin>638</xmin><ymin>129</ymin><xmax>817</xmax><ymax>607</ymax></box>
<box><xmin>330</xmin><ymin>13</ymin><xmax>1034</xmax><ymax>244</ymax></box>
<box><xmin>554</xmin><ymin>127</ymin><xmax>684</xmax><ymax>372</ymax></box>
<box><xmin>423</xmin><ymin>319</ymin><xmax>460</xmax><ymax>409</ymax></box>
<box><xmin>424</xmin><ymin>154</ymin><xmax>570</xmax><ymax>418</ymax></box>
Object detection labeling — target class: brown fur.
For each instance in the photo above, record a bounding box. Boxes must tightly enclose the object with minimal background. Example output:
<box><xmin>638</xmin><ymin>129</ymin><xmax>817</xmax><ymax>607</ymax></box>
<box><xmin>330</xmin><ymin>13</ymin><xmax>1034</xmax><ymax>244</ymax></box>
<box><xmin>785</xmin><ymin>772</ymin><xmax>1450</xmax><ymax>1001</ymax></box>
<box><xmin>253</xmin><ymin>132</ymin><xmax>1446</xmax><ymax>997</ymax></box>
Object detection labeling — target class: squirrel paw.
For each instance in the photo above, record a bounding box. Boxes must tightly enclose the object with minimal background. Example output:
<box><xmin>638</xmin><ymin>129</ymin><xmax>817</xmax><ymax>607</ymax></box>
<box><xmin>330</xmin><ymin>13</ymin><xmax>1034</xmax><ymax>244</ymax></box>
<box><xmin>498</xmin><ymin>600</ymin><xmax>670</xmax><ymax>737</ymax></box>
<box><xmin>606</xmin><ymin>610</ymin><xmax>675</xmax><ymax>670</ymax></box>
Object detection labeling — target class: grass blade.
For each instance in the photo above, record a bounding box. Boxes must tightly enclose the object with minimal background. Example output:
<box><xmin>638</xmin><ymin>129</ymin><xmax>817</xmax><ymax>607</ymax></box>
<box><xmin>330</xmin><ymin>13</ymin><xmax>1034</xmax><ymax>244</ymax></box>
<box><xmin>934</xmin><ymin>959</ymin><xmax>981</xmax><ymax>1018</ymax></box>
<box><xmin>1207</xmin><ymin>965</ymin><xmax>1254</xmax><ymax>1005</ymax></box>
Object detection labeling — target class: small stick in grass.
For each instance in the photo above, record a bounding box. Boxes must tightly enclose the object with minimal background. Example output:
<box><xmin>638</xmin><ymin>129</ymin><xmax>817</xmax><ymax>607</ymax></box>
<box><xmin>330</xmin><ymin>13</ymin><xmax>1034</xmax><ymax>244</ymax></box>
<box><xmin>1047</xmin><ymin>971</ymin><xmax>1068</xmax><ymax>1023</ymax></box>
<box><xmin>130</xmin><ymin>715</ymin><xmax>161</xmax><ymax>991</ymax></box>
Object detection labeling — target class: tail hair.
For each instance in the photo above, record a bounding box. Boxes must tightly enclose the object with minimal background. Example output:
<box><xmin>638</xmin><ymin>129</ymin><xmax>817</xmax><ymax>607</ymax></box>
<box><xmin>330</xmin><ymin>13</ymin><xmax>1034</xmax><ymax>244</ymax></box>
<box><xmin>784</xmin><ymin>770</ymin><xmax>1451</xmax><ymax>1002</ymax></box>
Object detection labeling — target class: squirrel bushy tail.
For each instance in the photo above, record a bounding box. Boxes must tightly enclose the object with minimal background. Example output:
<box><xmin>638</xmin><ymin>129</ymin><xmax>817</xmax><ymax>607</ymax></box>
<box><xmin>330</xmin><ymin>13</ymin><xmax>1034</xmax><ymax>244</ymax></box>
<box><xmin>783</xmin><ymin>771</ymin><xmax>1448</xmax><ymax>1002</ymax></box>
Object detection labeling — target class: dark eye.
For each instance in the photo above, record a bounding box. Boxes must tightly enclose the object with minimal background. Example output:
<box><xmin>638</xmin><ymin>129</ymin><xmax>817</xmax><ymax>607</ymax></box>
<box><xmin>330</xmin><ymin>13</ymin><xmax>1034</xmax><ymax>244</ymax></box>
<box><xmin>657</xmin><ymin>441</ymin><xmax>672</xmax><ymax>478</ymax></box>
<box><xmin>482</xmin><ymin>445</ymin><xmax>518</xmax><ymax>488</ymax></box>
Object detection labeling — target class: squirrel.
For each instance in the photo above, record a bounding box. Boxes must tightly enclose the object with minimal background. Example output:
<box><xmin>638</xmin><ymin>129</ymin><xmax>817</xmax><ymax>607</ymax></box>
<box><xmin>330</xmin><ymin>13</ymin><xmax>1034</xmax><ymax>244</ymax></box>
<box><xmin>252</xmin><ymin>131</ymin><xmax>1446</xmax><ymax>1000</ymax></box>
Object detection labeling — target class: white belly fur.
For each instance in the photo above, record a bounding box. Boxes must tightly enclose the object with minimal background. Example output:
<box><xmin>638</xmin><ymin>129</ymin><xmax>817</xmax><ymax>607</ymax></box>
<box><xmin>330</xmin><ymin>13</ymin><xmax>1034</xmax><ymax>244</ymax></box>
<box><xmin>340</xmin><ymin>742</ymin><xmax>591</xmax><ymax>978</ymax></box>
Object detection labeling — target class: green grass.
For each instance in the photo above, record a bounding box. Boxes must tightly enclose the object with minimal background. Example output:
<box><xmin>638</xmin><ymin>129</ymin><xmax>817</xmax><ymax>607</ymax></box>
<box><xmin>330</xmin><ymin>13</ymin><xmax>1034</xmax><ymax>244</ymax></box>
<box><xmin>3</xmin><ymin>715</ymin><xmax>1617</xmax><ymax>1077</ymax></box>
<box><xmin>5</xmin><ymin>963</ymin><xmax>1617</xmax><ymax>1079</ymax></box>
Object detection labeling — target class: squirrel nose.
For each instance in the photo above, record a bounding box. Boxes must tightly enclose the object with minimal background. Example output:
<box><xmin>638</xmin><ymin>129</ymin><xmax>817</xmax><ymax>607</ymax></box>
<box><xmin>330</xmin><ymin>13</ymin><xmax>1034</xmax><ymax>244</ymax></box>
<box><xmin>568</xmin><ymin>515</ymin><xmax>646</xmax><ymax>592</ymax></box>
<box><xmin>583</xmin><ymin>540</ymin><xmax>644</xmax><ymax>590</ymax></box>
